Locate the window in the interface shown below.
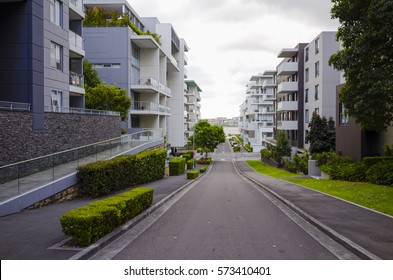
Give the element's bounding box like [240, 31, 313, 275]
[305, 68, 309, 82]
[340, 103, 349, 126]
[315, 84, 319, 100]
[51, 90, 63, 112]
[305, 109, 309, 123]
[315, 37, 320, 54]
[92, 63, 121, 69]
[305, 89, 309, 103]
[315, 108, 319, 115]
[49, 0, 62, 27]
[315, 61, 320, 77]
[305, 47, 309, 62]
[50, 42, 62, 70]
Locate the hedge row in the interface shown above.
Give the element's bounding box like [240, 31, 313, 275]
[197, 157, 212, 165]
[199, 166, 207, 173]
[169, 157, 187, 176]
[60, 188, 153, 247]
[187, 170, 199, 180]
[187, 158, 196, 169]
[77, 149, 166, 197]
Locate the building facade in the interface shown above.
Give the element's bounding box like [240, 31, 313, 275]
[239, 71, 276, 152]
[303, 32, 341, 149]
[185, 80, 202, 138]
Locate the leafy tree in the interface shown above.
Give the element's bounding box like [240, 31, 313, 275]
[272, 130, 292, 165]
[329, 0, 393, 131]
[85, 83, 131, 121]
[83, 59, 101, 89]
[193, 120, 225, 156]
[306, 113, 336, 154]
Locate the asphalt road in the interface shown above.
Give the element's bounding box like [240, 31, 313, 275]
[91, 146, 340, 259]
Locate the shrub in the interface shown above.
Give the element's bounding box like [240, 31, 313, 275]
[187, 158, 196, 169]
[199, 166, 207, 173]
[366, 161, 393, 186]
[260, 149, 271, 159]
[283, 154, 309, 175]
[187, 170, 199, 180]
[77, 150, 166, 197]
[315, 151, 352, 167]
[169, 157, 186, 176]
[197, 157, 212, 165]
[244, 143, 253, 152]
[362, 156, 393, 169]
[60, 188, 153, 246]
[322, 162, 367, 182]
[183, 153, 192, 162]
[233, 146, 241, 152]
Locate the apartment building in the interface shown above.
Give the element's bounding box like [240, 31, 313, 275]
[0, 0, 86, 130]
[303, 32, 341, 149]
[239, 71, 276, 151]
[275, 44, 307, 149]
[83, 0, 190, 147]
[185, 80, 202, 138]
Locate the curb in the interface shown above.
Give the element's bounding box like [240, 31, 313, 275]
[234, 161, 381, 260]
[69, 163, 213, 260]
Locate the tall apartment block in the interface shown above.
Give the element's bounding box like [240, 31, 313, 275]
[303, 32, 341, 149]
[185, 80, 202, 138]
[276, 43, 307, 148]
[239, 71, 276, 151]
[83, 0, 190, 147]
[0, 0, 85, 130]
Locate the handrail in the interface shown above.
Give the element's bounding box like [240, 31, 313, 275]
[0, 101, 31, 111]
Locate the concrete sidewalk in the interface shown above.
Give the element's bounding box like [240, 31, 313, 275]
[235, 161, 393, 260]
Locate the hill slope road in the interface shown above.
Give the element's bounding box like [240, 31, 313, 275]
[108, 161, 338, 260]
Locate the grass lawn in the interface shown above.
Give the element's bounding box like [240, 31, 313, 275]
[246, 160, 393, 217]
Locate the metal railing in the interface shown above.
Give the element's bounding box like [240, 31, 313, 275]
[0, 129, 164, 202]
[69, 71, 84, 87]
[44, 106, 120, 116]
[0, 101, 31, 111]
[69, 31, 84, 51]
[133, 77, 172, 95]
[131, 101, 170, 114]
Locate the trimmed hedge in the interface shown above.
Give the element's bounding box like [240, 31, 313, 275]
[366, 161, 393, 186]
[260, 149, 271, 159]
[187, 170, 199, 179]
[362, 156, 393, 169]
[197, 157, 212, 165]
[60, 188, 153, 247]
[199, 166, 207, 173]
[77, 149, 166, 197]
[233, 146, 241, 152]
[169, 157, 186, 176]
[187, 158, 196, 169]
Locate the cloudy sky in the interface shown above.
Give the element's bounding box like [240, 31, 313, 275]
[131, 0, 340, 119]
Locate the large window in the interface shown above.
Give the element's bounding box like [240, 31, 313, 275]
[305, 68, 309, 82]
[49, 0, 62, 27]
[305, 47, 309, 62]
[314, 84, 319, 100]
[315, 61, 320, 77]
[305, 109, 309, 123]
[50, 42, 62, 70]
[315, 37, 320, 54]
[305, 89, 309, 103]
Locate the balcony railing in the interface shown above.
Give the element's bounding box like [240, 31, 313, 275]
[277, 81, 298, 94]
[131, 101, 170, 114]
[69, 31, 84, 51]
[0, 101, 31, 111]
[44, 106, 120, 116]
[277, 120, 298, 130]
[277, 101, 298, 112]
[69, 0, 83, 11]
[133, 77, 172, 95]
[69, 71, 84, 88]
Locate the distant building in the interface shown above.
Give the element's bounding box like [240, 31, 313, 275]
[185, 80, 202, 137]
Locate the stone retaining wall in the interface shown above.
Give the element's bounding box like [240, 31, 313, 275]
[0, 111, 121, 166]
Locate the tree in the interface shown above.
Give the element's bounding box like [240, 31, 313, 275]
[329, 0, 393, 131]
[272, 130, 292, 165]
[306, 113, 336, 154]
[83, 59, 101, 89]
[193, 120, 225, 156]
[85, 83, 131, 121]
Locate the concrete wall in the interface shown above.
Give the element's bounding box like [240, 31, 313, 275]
[0, 111, 121, 166]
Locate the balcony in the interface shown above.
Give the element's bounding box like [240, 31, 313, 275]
[277, 120, 298, 130]
[69, 0, 84, 19]
[277, 81, 298, 94]
[69, 31, 84, 57]
[69, 72, 85, 94]
[130, 101, 170, 115]
[277, 61, 298, 76]
[277, 101, 298, 112]
[131, 77, 172, 97]
[184, 53, 188, 65]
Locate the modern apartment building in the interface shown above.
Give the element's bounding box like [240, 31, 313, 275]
[185, 80, 202, 138]
[0, 0, 86, 130]
[83, 0, 190, 147]
[275, 43, 307, 149]
[303, 32, 341, 149]
[239, 71, 276, 151]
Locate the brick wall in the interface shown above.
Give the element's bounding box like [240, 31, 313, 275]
[0, 111, 121, 166]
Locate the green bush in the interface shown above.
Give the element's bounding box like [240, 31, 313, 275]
[199, 166, 207, 173]
[187, 170, 199, 179]
[197, 157, 212, 165]
[260, 149, 271, 159]
[187, 158, 196, 169]
[366, 161, 393, 186]
[244, 143, 253, 152]
[183, 153, 193, 162]
[233, 146, 241, 152]
[322, 162, 367, 182]
[362, 156, 393, 169]
[77, 150, 166, 197]
[60, 188, 153, 246]
[169, 157, 186, 176]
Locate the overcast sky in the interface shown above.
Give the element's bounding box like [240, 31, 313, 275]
[131, 0, 340, 119]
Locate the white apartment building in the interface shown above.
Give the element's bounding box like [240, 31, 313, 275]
[83, 0, 190, 147]
[239, 71, 276, 151]
[185, 80, 202, 138]
[303, 31, 341, 149]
